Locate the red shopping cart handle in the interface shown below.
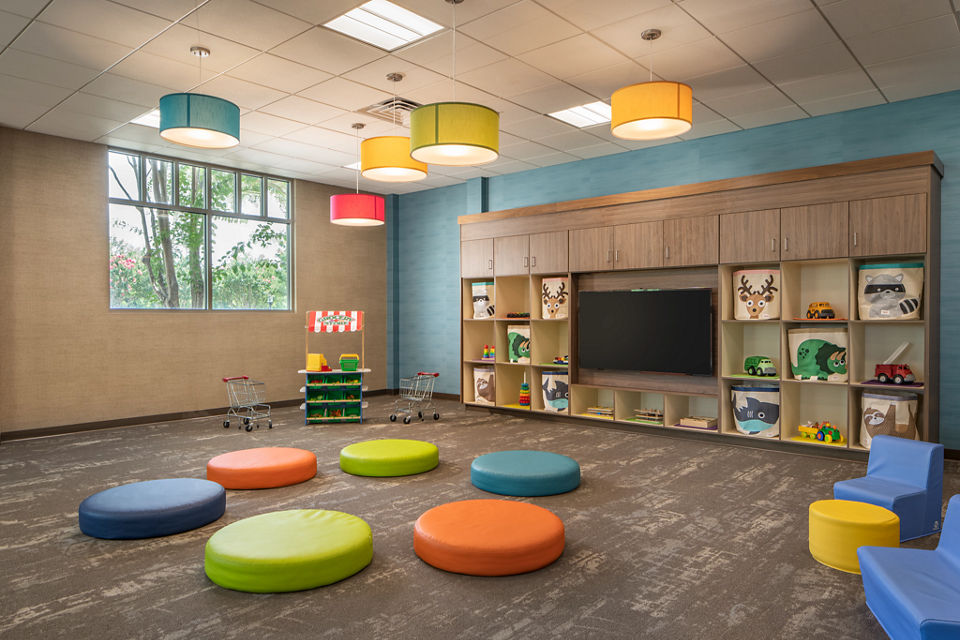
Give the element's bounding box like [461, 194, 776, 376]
[417, 372, 439, 377]
[222, 376, 249, 382]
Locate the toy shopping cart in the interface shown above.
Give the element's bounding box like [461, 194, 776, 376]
[222, 376, 272, 432]
[391, 372, 440, 424]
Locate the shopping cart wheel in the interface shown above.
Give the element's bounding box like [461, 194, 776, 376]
[223, 420, 230, 428]
[268, 420, 273, 429]
[418, 411, 423, 419]
[433, 413, 440, 420]
[389, 414, 397, 422]
[245, 424, 253, 432]
[243, 417, 250, 426]
[403, 416, 412, 424]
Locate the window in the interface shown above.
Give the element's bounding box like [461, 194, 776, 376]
[108, 150, 292, 310]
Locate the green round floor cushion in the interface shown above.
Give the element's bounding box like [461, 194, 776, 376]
[339, 439, 439, 477]
[204, 509, 372, 593]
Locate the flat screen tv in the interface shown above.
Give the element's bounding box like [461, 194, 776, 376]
[578, 289, 713, 375]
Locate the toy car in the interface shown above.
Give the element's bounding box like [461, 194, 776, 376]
[806, 302, 836, 319]
[744, 356, 777, 377]
[798, 421, 845, 444]
[875, 363, 915, 384]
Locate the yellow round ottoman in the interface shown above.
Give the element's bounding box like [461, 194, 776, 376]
[809, 499, 900, 574]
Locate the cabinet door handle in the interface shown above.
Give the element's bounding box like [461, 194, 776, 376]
[771, 237, 776, 252]
[665, 245, 670, 260]
[531, 256, 537, 268]
[783, 237, 789, 253]
[615, 249, 620, 262]
[853, 232, 858, 247]
[487, 259, 493, 270]
[523, 256, 529, 268]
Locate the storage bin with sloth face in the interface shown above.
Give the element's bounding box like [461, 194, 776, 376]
[860, 391, 918, 449]
[473, 367, 495, 405]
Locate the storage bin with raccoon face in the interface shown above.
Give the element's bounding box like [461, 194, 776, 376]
[858, 262, 923, 320]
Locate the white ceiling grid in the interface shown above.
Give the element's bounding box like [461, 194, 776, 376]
[0, 0, 955, 194]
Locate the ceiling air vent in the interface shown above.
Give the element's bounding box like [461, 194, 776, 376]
[359, 96, 422, 126]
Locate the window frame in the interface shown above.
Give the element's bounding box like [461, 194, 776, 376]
[108, 147, 294, 312]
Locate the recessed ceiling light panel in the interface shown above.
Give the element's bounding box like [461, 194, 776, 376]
[132, 109, 161, 128]
[547, 101, 612, 128]
[324, 0, 443, 51]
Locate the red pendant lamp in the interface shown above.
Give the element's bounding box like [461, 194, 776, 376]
[330, 122, 385, 226]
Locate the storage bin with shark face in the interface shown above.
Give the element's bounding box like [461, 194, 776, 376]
[541, 371, 569, 412]
[733, 269, 780, 320]
[788, 327, 848, 382]
[473, 366, 495, 406]
[731, 385, 780, 437]
[860, 391, 918, 449]
[858, 263, 923, 320]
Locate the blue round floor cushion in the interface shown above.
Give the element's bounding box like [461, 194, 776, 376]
[470, 450, 581, 497]
[79, 478, 226, 539]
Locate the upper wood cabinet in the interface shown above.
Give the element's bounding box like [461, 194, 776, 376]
[720, 209, 780, 263]
[461, 238, 493, 278]
[663, 215, 718, 267]
[569, 227, 614, 272]
[614, 221, 662, 270]
[493, 235, 530, 276]
[780, 202, 849, 260]
[529, 230, 568, 274]
[849, 194, 926, 256]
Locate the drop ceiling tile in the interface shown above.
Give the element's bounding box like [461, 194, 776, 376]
[679, 0, 811, 34]
[0, 49, 101, 90]
[240, 111, 305, 136]
[99, 122, 165, 145]
[778, 67, 877, 104]
[634, 37, 743, 83]
[519, 33, 631, 80]
[258, 95, 345, 124]
[753, 41, 858, 85]
[691, 102, 728, 124]
[728, 105, 808, 129]
[227, 53, 332, 94]
[567, 141, 625, 159]
[285, 126, 358, 152]
[141, 24, 260, 73]
[0, 97, 55, 128]
[799, 89, 885, 116]
[251, 137, 326, 161]
[592, 4, 711, 58]
[484, 155, 537, 174]
[527, 151, 579, 167]
[26, 108, 124, 140]
[613, 136, 680, 151]
[457, 59, 555, 98]
[820, 0, 952, 39]
[565, 60, 647, 98]
[319, 111, 399, 138]
[341, 55, 449, 94]
[195, 0, 312, 51]
[0, 11, 30, 48]
[270, 156, 334, 175]
[678, 119, 742, 140]
[194, 76, 287, 110]
[84, 72, 173, 107]
[393, 0, 528, 28]
[108, 0, 198, 20]
[500, 114, 577, 138]
[38, 0, 170, 48]
[298, 77, 391, 112]
[0, 73, 74, 109]
[252, 0, 360, 25]
[432, 166, 499, 179]
[12, 22, 130, 70]
[3, 0, 49, 18]
[458, 1, 581, 56]
[537, 129, 606, 150]
[720, 9, 838, 62]
[271, 26, 385, 74]
[60, 92, 147, 121]
[500, 139, 560, 158]
[224, 146, 292, 167]
[509, 82, 595, 113]
[866, 44, 960, 100]
[688, 65, 772, 102]
[110, 51, 216, 93]
[705, 86, 796, 118]
[536, 0, 670, 31]
[231, 130, 273, 147]
[418, 174, 466, 188]
[844, 14, 960, 66]
[393, 32, 506, 76]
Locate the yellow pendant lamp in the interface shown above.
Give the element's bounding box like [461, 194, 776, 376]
[611, 29, 693, 141]
[408, 0, 499, 166]
[360, 73, 427, 183]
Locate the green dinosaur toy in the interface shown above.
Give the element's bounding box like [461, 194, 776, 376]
[791, 339, 847, 381]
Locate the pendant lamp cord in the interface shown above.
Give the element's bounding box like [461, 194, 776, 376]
[355, 126, 360, 194]
[196, 1, 202, 85]
[451, 0, 456, 100]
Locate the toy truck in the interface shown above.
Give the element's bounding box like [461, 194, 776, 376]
[798, 421, 845, 444]
[806, 301, 836, 319]
[744, 356, 777, 377]
[875, 363, 915, 384]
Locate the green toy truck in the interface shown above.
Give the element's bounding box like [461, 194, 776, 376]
[744, 356, 777, 377]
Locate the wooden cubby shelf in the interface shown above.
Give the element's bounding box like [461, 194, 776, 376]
[460, 152, 940, 454]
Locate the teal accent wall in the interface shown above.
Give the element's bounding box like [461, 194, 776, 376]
[389, 90, 960, 449]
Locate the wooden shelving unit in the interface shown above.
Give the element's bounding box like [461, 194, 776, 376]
[459, 152, 941, 454]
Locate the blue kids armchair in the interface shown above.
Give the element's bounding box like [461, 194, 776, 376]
[858, 494, 960, 640]
[834, 435, 943, 541]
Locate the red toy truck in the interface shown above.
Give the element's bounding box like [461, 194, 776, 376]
[875, 364, 915, 384]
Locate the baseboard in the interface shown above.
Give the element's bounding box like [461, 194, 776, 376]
[2, 389, 398, 442]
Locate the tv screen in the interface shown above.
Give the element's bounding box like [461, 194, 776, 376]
[578, 289, 713, 375]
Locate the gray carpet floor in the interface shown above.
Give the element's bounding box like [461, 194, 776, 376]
[2, 397, 958, 640]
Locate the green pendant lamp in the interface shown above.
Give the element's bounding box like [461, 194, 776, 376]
[409, 0, 498, 166]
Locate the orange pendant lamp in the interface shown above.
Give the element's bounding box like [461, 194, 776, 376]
[331, 123, 385, 226]
[361, 72, 427, 183]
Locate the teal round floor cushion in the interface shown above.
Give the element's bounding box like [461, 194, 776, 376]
[204, 509, 373, 593]
[471, 450, 581, 497]
[339, 439, 439, 477]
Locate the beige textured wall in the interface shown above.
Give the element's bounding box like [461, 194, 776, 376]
[0, 127, 386, 434]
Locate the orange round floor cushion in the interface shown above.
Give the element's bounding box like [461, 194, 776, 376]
[207, 447, 317, 489]
[413, 499, 565, 576]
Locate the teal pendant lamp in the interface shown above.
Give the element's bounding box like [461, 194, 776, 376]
[159, 92, 240, 149]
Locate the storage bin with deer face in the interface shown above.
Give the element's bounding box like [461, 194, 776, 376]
[541, 277, 569, 320]
[733, 269, 780, 320]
